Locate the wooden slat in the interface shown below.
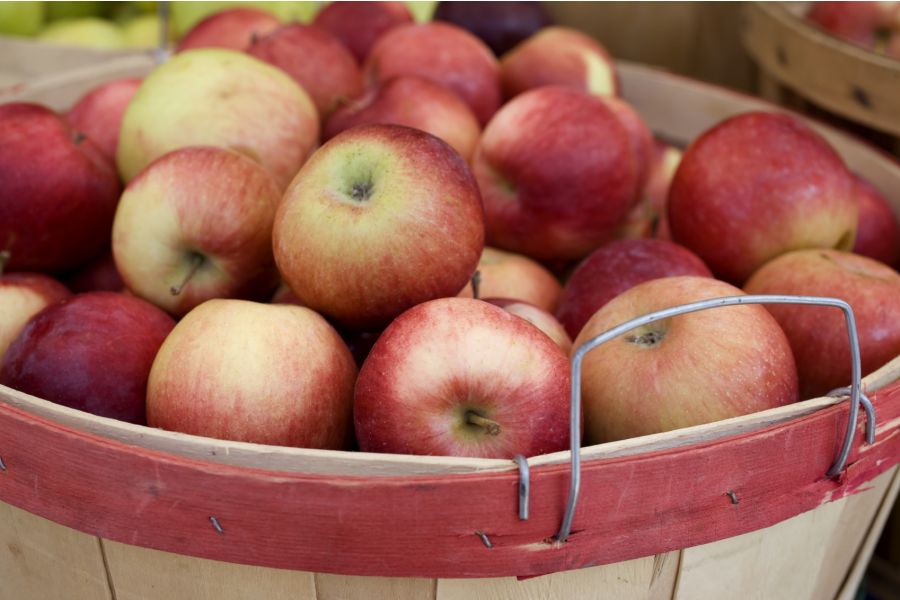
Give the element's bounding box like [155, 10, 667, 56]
[435, 552, 679, 600]
[101, 540, 317, 600]
[314, 573, 435, 600]
[0, 503, 111, 600]
[674, 467, 898, 600]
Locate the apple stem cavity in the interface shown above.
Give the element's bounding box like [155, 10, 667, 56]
[626, 329, 666, 348]
[470, 270, 482, 299]
[465, 411, 501, 436]
[170, 252, 205, 296]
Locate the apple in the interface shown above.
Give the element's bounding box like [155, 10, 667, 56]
[354, 297, 571, 458]
[484, 297, 572, 353]
[455, 246, 562, 312]
[575, 276, 799, 443]
[616, 141, 682, 240]
[64, 251, 124, 293]
[806, 2, 889, 48]
[364, 22, 502, 125]
[170, 2, 321, 40]
[324, 75, 481, 162]
[271, 282, 302, 306]
[312, 1, 413, 63]
[0, 103, 121, 274]
[176, 8, 281, 52]
[432, 1, 551, 55]
[46, 2, 107, 21]
[147, 299, 357, 449]
[117, 49, 319, 190]
[66, 77, 142, 163]
[850, 174, 900, 267]
[668, 112, 858, 284]
[744, 249, 900, 399]
[247, 24, 362, 120]
[121, 14, 163, 48]
[472, 86, 638, 261]
[37, 18, 127, 49]
[273, 124, 484, 330]
[500, 26, 618, 100]
[557, 238, 713, 340]
[0, 292, 175, 424]
[602, 96, 654, 191]
[0, 1, 44, 36]
[112, 146, 282, 317]
[0, 272, 71, 360]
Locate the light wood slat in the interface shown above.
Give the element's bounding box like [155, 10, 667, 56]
[314, 573, 436, 600]
[435, 552, 679, 600]
[0, 502, 112, 600]
[101, 539, 316, 600]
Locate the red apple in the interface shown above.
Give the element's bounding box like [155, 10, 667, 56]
[64, 251, 124, 293]
[575, 276, 799, 443]
[312, 1, 412, 63]
[354, 298, 571, 458]
[0, 272, 71, 360]
[364, 22, 501, 125]
[473, 86, 638, 261]
[668, 112, 857, 284]
[117, 49, 319, 191]
[806, 2, 889, 48]
[850, 174, 900, 267]
[455, 246, 562, 312]
[176, 8, 281, 52]
[500, 26, 618, 100]
[602, 96, 654, 191]
[557, 238, 713, 339]
[433, 0, 552, 56]
[324, 75, 481, 162]
[744, 249, 900, 399]
[1, 292, 175, 424]
[65, 77, 141, 163]
[484, 297, 572, 353]
[616, 141, 682, 240]
[147, 299, 356, 448]
[273, 124, 484, 330]
[0, 103, 121, 273]
[112, 146, 282, 317]
[247, 23, 362, 120]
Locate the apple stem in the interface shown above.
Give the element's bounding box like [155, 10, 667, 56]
[170, 253, 204, 296]
[0, 250, 9, 276]
[470, 270, 482, 300]
[466, 411, 501, 436]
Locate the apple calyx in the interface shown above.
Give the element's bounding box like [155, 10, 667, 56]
[465, 411, 501, 436]
[170, 252, 205, 296]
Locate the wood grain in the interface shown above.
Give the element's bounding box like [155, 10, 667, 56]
[315, 573, 435, 600]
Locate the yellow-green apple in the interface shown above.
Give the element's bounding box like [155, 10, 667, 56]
[247, 23, 362, 120]
[354, 297, 571, 458]
[484, 297, 571, 353]
[176, 7, 280, 52]
[65, 251, 124, 293]
[364, 22, 501, 125]
[0, 103, 121, 273]
[668, 112, 857, 284]
[0, 1, 44, 36]
[0, 273, 70, 360]
[273, 124, 484, 330]
[473, 86, 639, 261]
[616, 141, 682, 240]
[557, 239, 713, 339]
[147, 299, 357, 448]
[324, 75, 481, 162]
[0, 292, 175, 424]
[112, 146, 282, 317]
[117, 49, 319, 190]
[66, 77, 141, 163]
[313, 1, 412, 62]
[744, 249, 900, 399]
[37, 17, 127, 48]
[575, 276, 799, 443]
[433, 0, 551, 55]
[45, 2, 107, 20]
[121, 14, 160, 47]
[500, 26, 618, 100]
[455, 246, 562, 312]
[850, 174, 899, 266]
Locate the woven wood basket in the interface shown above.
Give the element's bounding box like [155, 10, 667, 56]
[1, 55, 899, 600]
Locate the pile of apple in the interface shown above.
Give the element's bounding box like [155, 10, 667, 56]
[2, 2, 899, 460]
[806, 1, 900, 59]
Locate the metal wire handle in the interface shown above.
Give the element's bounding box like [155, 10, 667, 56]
[556, 294, 875, 543]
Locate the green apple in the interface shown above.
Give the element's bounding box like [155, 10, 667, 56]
[0, 1, 45, 36]
[46, 1, 107, 21]
[171, 1, 321, 38]
[121, 14, 160, 47]
[38, 18, 127, 49]
[406, 1, 437, 22]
